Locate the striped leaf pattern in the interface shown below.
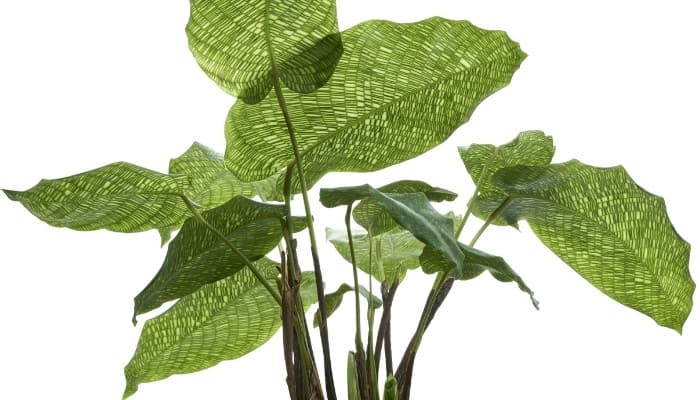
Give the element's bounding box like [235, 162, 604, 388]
[492, 160, 694, 332]
[133, 196, 305, 319]
[459, 130, 554, 224]
[186, 0, 342, 103]
[3, 162, 190, 232]
[224, 17, 526, 190]
[124, 260, 318, 399]
[312, 283, 381, 327]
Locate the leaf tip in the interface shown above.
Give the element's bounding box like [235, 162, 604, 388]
[2, 189, 20, 201]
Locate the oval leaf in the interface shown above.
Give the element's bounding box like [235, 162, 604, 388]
[133, 196, 305, 319]
[123, 259, 317, 398]
[327, 227, 424, 283]
[187, 0, 342, 103]
[459, 130, 554, 224]
[492, 160, 694, 332]
[321, 184, 465, 275]
[313, 283, 382, 327]
[353, 180, 457, 236]
[170, 142, 282, 206]
[224, 17, 526, 189]
[3, 162, 190, 232]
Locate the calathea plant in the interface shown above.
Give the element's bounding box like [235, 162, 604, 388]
[1, 0, 694, 399]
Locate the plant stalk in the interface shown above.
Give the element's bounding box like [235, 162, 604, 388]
[181, 195, 281, 305]
[273, 77, 336, 400]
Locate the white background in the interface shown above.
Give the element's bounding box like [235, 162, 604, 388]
[1, 1, 698, 399]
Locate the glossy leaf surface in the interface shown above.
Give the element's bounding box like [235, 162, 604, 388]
[133, 196, 304, 319]
[459, 130, 554, 224]
[420, 243, 538, 308]
[493, 160, 693, 331]
[321, 184, 464, 275]
[353, 180, 456, 236]
[187, 0, 341, 103]
[124, 259, 317, 398]
[225, 17, 526, 190]
[327, 227, 423, 283]
[3, 162, 190, 232]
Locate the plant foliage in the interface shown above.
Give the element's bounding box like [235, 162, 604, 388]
[2, 1, 694, 399]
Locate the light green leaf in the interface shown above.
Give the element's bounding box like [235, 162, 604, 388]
[347, 352, 361, 400]
[383, 375, 398, 400]
[224, 17, 526, 190]
[3, 162, 190, 232]
[123, 259, 317, 399]
[186, 0, 342, 103]
[492, 160, 693, 332]
[420, 243, 538, 308]
[170, 142, 282, 206]
[313, 283, 382, 327]
[133, 196, 305, 319]
[459, 130, 554, 224]
[327, 227, 424, 283]
[321, 185, 463, 273]
[353, 180, 457, 236]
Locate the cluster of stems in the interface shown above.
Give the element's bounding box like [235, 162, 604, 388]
[183, 73, 504, 399]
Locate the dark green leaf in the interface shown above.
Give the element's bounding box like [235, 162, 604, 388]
[186, 0, 342, 103]
[3, 162, 190, 232]
[327, 227, 423, 283]
[133, 196, 305, 319]
[321, 184, 464, 275]
[420, 243, 538, 308]
[459, 130, 554, 224]
[123, 259, 317, 398]
[313, 283, 381, 327]
[170, 142, 282, 206]
[493, 160, 693, 332]
[353, 180, 457, 235]
[225, 17, 526, 190]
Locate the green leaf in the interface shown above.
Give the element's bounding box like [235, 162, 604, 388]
[186, 0, 342, 103]
[327, 227, 424, 283]
[224, 17, 526, 190]
[353, 180, 457, 236]
[492, 160, 693, 332]
[347, 352, 361, 400]
[321, 184, 463, 275]
[170, 142, 282, 206]
[133, 196, 305, 319]
[3, 162, 190, 232]
[420, 243, 538, 308]
[459, 130, 554, 224]
[123, 259, 317, 399]
[313, 283, 382, 327]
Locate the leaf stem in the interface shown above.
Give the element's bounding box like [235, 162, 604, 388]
[272, 76, 337, 400]
[181, 195, 281, 305]
[345, 205, 365, 352]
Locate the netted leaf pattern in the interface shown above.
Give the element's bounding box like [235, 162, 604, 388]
[170, 142, 282, 207]
[327, 227, 424, 283]
[186, 0, 342, 103]
[124, 260, 318, 398]
[224, 17, 526, 190]
[3, 162, 190, 232]
[493, 160, 694, 332]
[133, 196, 305, 319]
[459, 130, 554, 224]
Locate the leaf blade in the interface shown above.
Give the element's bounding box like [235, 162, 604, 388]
[3, 162, 190, 232]
[493, 160, 693, 331]
[225, 17, 526, 188]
